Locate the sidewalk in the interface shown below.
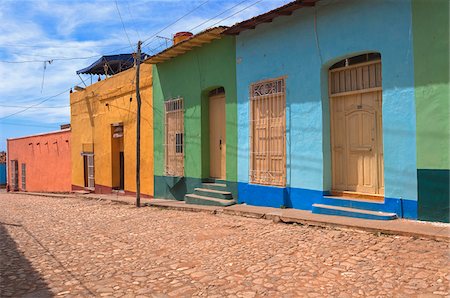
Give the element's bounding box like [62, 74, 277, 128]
[16, 191, 450, 241]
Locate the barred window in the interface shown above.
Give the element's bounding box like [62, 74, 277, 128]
[164, 98, 184, 176]
[250, 78, 286, 186]
[21, 163, 26, 191]
[10, 160, 18, 191]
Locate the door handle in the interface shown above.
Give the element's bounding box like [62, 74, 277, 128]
[219, 139, 222, 150]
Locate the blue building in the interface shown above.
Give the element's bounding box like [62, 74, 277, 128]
[225, 0, 449, 221]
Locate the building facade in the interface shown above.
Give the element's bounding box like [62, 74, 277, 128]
[70, 63, 154, 197]
[7, 129, 71, 192]
[412, 0, 449, 222]
[225, 0, 449, 221]
[149, 28, 238, 205]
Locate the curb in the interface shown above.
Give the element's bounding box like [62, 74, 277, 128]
[9, 192, 449, 241]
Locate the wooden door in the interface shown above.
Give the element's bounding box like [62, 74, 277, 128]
[209, 93, 226, 179]
[331, 91, 383, 195]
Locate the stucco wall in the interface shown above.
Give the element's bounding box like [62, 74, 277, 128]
[7, 130, 71, 192]
[412, 0, 450, 222]
[235, 0, 417, 217]
[152, 36, 237, 200]
[70, 64, 153, 196]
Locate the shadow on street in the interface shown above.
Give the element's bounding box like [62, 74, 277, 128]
[0, 222, 53, 297]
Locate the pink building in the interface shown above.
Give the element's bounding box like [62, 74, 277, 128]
[7, 128, 71, 192]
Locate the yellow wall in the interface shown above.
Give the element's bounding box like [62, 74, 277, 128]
[70, 64, 153, 196]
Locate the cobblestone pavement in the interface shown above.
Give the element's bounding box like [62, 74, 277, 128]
[0, 194, 449, 297]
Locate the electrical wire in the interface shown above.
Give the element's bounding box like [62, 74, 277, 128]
[115, 0, 134, 51]
[207, 0, 263, 28]
[141, 0, 210, 48]
[0, 121, 57, 128]
[0, 83, 81, 120]
[0, 104, 69, 108]
[187, 0, 249, 33]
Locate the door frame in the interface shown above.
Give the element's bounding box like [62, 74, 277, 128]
[208, 88, 226, 180]
[328, 57, 384, 199]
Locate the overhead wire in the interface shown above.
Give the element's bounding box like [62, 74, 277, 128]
[0, 0, 270, 121]
[187, 0, 249, 33]
[115, 0, 135, 51]
[0, 83, 81, 120]
[141, 0, 210, 48]
[125, 0, 142, 40]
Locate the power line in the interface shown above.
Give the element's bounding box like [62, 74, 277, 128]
[0, 104, 69, 108]
[141, 0, 210, 48]
[125, 0, 142, 40]
[115, 0, 134, 51]
[187, 0, 249, 33]
[0, 84, 80, 120]
[207, 0, 264, 28]
[0, 121, 57, 128]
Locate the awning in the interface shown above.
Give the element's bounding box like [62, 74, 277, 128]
[76, 53, 147, 75]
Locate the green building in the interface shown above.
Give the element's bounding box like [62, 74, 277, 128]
[413, 0, 449, 222]
[147, 27, 238, 205]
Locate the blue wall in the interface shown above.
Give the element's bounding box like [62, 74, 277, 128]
[235, 0, 417, 218]
[0, 163, 6, 185]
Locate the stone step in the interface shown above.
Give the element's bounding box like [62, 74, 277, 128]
[185, 194, 236, 207]
[201, 183, 228, 191]
[194, 188, 233, 200]
[321, 195, 386, 212]
[312, 203, 397, 220]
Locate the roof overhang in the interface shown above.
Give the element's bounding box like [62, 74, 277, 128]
[224, 0, 318, 35]
[145, 26, 228, 64]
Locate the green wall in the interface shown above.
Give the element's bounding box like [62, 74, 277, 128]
[153, 36, 237, 199]
[412, 0, 450, 222]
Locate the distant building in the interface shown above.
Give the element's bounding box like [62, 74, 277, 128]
[7, 129, 71, 192]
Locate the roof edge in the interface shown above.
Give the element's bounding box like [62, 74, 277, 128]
[7, 128, 71, 142]
[224, 0, 318, 35]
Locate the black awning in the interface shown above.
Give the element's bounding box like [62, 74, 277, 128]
[76, 53, 147, 75]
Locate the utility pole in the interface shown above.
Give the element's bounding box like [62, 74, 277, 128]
[135, 40, 142, 208]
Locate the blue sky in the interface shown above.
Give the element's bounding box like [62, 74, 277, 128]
[0, 0, 291, 151]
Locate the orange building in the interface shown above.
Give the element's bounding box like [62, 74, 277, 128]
[7, 128, 71, 192]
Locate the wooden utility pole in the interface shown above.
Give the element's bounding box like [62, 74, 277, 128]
[135, 40, 142, 207]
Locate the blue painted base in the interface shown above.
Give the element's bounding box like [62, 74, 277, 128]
[237, 182, 417, 219]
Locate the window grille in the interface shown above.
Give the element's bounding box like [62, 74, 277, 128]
[21, 163, 26, 191]
[330, 60, 381, 96]
[250, 78, 286, 186]
[86, 155, 95, 188]
[164, 98, 184, 176]
[10, 160, 18, 191]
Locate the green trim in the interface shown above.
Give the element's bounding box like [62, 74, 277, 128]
[417, 169, 449, 223]
[412, 0, 450, 169]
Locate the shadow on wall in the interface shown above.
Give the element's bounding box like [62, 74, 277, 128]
[0, 222, 52, 297]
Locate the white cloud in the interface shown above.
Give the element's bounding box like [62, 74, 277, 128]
[0, 0, 292, 126]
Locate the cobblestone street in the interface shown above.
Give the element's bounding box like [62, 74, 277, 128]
[0, 193, 449, 297]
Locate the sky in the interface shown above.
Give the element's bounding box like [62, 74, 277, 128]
[0, 0, 292, 151]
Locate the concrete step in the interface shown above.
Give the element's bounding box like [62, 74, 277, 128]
[185, 194, 236, 207]
[312, 203, 397, 220]
[201, 183, 228, 192]
[321, 196, 387, 212]
[194, 188, 233, 200]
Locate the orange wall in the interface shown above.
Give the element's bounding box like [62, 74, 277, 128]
[7, 130, 71, 192]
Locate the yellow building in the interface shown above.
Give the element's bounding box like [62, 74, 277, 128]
[70, 59, 153, 197]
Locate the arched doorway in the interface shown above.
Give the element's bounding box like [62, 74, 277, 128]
[329, 53, 384, 198]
